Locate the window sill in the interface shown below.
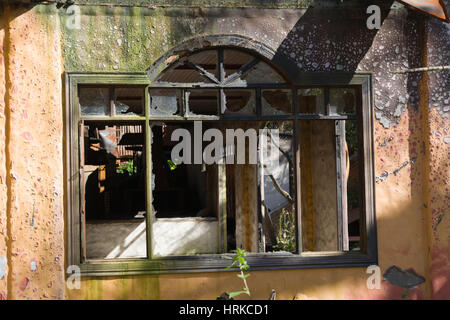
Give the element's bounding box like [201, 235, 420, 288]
[76, 251, 377, 277]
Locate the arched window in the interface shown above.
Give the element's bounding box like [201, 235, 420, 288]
[148, 47, 293, 118]
[147, 47, 298, 256]
[67, 39, 377, 274]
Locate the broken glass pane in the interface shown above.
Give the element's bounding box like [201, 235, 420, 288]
[261, 89, 292, 115]
[79, 87, 109, 116]
[223, 49, 255, 77]
[150, 122, 221, 256]
[186, 89, 219, 116]
[344, 120, 361, 251]
[150, 89, 182, 117]
[298, 119, 339, 252]
[157, 49, 218, 83]
[258, 121, 296, 253]
[242, 61, 285, 84]
[298, 119, 362, 252]
[188, 49, 219, 81]
[83, 121, 147, 259]
[223, 89, 256, 116]
[298, 88, 325, 114]
[329, 88, 357, 115]
[115, 87, 144, 116]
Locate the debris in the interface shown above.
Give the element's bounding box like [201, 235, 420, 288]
[217, 292, 233, 300]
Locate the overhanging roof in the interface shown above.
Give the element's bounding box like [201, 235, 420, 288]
[396, 0, 449, 21]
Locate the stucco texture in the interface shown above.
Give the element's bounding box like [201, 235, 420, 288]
[0, 5, 65, 299]
[0, 1, 448, 299]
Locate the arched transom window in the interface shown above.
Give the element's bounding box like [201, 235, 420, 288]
[149, 48, 293, 118]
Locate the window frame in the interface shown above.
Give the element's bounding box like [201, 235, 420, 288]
[65, 71, 377, 276]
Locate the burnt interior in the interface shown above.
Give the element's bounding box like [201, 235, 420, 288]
[83, 121, 146, 220]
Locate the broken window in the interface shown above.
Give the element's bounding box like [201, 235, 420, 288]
[223, 89, 256, 116]
[79, 87, 110, 116]
[258, 121, 296, 253]
[223, 49, 255, 77]
[79, 85, 145, 117]
[299, 119, 362, 252]
[329, 88, 357, 115]
[186, 89, 219, 116]
[114, 87, 144, 116]
[81, 121, 147, 260]
[149, 88, 182, 117]
[261, 89, 293, 115]
[150, 122, 224, 256]
[298, 88, 325, 114]
[69, 49, 375, 272]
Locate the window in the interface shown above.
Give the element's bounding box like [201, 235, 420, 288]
[66, 48, 376, 275]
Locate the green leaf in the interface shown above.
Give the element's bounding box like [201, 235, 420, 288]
[228, 290, 249, 299]
[401, 289, 409, 299]
[224, 264, 236, 271]
[167, 159, 177, 170]
[237, 274, 250, 279]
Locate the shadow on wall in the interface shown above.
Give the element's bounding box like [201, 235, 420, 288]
[155, 3, 440, 300]
[148, 195, 433, 300]
[271, 1, 394, 79]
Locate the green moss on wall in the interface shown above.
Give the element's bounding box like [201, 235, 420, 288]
[79, 275, 160, 300]
[56, 5, 214, 72]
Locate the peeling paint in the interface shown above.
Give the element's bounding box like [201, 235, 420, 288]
[0, 257, 6, 280]
[30, 260, 37, 271]
[383, 266, 426, 289]
[376, 157, 417, 182]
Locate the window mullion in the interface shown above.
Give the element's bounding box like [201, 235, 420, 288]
[109, 87, 115, 117]
[293, 89, 303, 253]
[324, 87, 330, 116]
[335, 120, 349, 251]
[218, 48, 225, 83]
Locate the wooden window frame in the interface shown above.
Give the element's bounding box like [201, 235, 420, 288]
[65, 71, 377, 276]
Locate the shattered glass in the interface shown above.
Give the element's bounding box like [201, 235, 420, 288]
[150, 89, 181, 117]
[79, 87, 109, 116]
[261, 89, 292, 115]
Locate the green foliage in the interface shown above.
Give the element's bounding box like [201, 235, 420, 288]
[345, 120, 359, 155]
[224, 248, 251, 299]
[116, 160, 136, 176]
[167, 159, 177, 171]
[401, 289, 412, 300]
[273, 208, 296, 252]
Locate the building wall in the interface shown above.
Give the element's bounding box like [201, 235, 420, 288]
[0, 4, 65, 300]
[0, 1, 448, 299]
